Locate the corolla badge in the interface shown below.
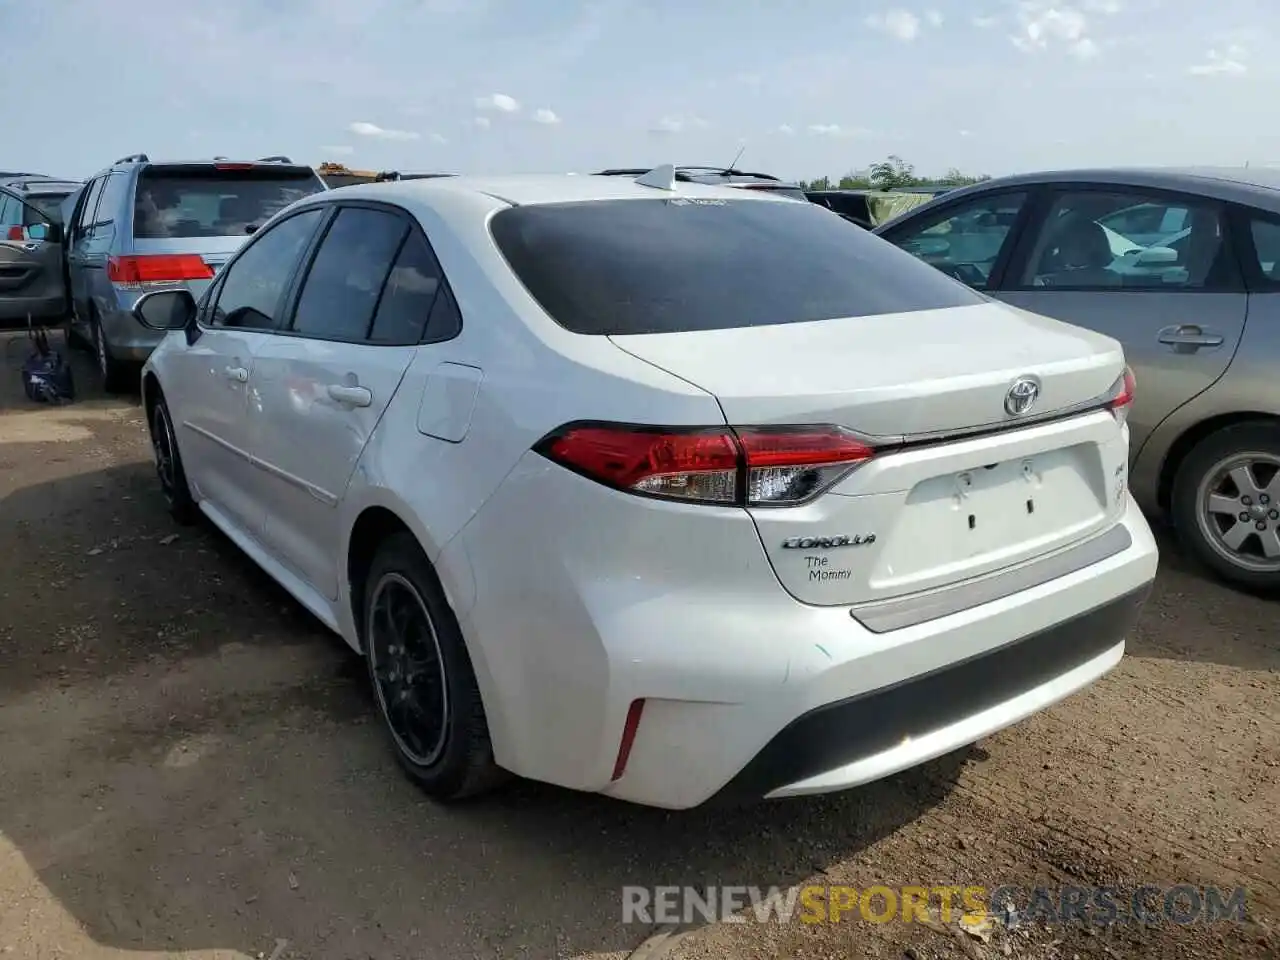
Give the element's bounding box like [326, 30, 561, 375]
[1004, 377, 1040, 416]
[781, 534, 876, 549]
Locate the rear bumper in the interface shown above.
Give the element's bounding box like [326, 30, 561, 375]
[452, 452, 1160, 810]
[99, 302, 164, 360]
[710, 583, 1146, 804]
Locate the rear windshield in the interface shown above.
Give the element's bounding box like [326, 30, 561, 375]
[133, 166, 325, 239]
[24, 192, 73, 223]
[489, 198, 985, 335]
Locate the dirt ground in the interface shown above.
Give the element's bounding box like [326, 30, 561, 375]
[0, 331, 1275, 960]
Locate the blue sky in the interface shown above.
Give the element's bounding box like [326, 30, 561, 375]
[2, 0, 1275, 182]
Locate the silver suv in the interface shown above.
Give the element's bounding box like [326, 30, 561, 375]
[63, 154, 327, 390]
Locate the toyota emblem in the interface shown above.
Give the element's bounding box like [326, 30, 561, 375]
[1004, 377, 1040, 416]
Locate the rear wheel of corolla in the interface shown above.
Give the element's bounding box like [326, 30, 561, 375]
[149, 393, 196, 525]
[1171, 421, 1280, 592]
[363, 532, 505, 800]
[92, 313, 129, 394]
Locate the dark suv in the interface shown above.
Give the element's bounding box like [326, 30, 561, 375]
[594, 166, 808, 201]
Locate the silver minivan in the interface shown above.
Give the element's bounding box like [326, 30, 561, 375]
[62, 155, 327, 390]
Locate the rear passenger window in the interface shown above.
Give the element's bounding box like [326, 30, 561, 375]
[93, 174, 126, 227]
[210, 208, 324, 330]
[1249, 218, 1280, 282]
[292, 207, 408, 341]
[76, 177, 105, 237]
[369, 231, 450, 344]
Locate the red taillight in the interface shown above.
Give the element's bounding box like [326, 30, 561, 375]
[611, 699, 646, 781]
[108, 254, 214, 286]
[535, 422, 877, 506]
[5, 226, 23, 241]
[738, 426, 876, 504]
[213, 162, 255, 171]
[1106, 366, 1136, 424]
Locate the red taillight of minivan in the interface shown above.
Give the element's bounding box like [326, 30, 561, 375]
[108, 254, 214, 287]
[535, 422, 878, 507]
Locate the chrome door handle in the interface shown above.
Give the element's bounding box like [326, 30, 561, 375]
[223, 365, 249, 382]
[1157, 325, 1223, 349]
[327, 384, 372, 407]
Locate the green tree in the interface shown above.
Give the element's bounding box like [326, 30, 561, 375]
[838, 170, 872, 189]
[868, 155, 918, 190]
[934, 167, 991, 186]
[803, 157, 990, 191]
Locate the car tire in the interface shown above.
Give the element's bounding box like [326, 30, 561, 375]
[363, 532, 506, 801]
[92, 313, 129, 394]
[1171, 421, 1280, 592]
[149, 393, 197, 525]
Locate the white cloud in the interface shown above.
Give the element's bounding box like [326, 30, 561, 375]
[1083, 0, 1122, 12]
[348, 121, 420, 141]
[778, 123, 796, 135]
[649, 115, 707, 134]
[865, 9, 920, 41]
[473, 116, 491, 129]
[1189, 45, 1248, 75]
[972, 14, 1000, 28]
[958, 129, 973, 137]
[807, 123, 870, 138]
[925, 9, 944, 27]
[475, 92, 520, 113]
[320, 144, 354, 155]
[1070, 37, 1100, 59]
[532, 107, 562, 125]
[1010, 3, 1096, 55]
[429, 132, 448, 144]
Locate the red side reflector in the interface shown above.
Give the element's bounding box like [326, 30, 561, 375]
[108, 254, 214, 284]
[610, 699, 646, 781]
[5, 226, 23, 241]
[213, 163, 255, 171]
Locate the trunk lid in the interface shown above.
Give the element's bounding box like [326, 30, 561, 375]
[609, 301, 1122, 437]
[610, 301, 1131, 608]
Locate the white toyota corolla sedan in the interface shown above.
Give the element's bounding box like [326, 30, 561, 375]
[135, 167, 1159, 810]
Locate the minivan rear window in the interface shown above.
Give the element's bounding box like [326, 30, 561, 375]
[133, 166, 325, 239]
[489, 198, 985, 335]
[23, 192, 73, 224]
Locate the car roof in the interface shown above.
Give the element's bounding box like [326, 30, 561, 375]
[313, 172, 798, 208]
[93, 158, 320, 177]
[10, 179, 79, 192]
[919, 165, 1280, 215]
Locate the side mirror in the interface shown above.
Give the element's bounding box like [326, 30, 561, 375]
[1135, 245, 1178, 265]
[133, 289, 198, 331]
